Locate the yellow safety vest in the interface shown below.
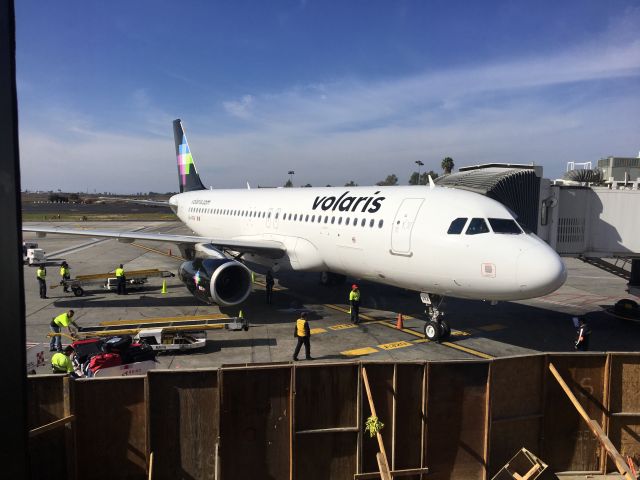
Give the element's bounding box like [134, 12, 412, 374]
[60, 266, 69, 277]
[296, 319, 308, 337]
[115, 267, 124, 277]
[349, 290, 360, 302]
[53, 312, 72, 328]
[37, 268, 46, 279]
[51, 353, 73, 373]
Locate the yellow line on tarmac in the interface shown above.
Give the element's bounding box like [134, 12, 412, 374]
[440, 342, 494, 359]
[310, 328, 327, 335]
[341, 347, 378, 357]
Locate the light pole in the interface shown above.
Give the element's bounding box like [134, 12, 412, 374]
[415, 160, 424, 184]
[288, 170, 295, 186]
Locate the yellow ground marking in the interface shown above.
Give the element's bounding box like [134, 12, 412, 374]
[440, 342, 494, 359]
[476, 324, 506, 332]
[329, 324, 357, 331]
[413, 339, 429, 344]
[378, 340, 413, 350]
[131, 243, 183, 260]
[341, 347, 378, 356]
[100, 314, 229, 326]
[450, 330, 471, 336]
[310, 328, 327, 335]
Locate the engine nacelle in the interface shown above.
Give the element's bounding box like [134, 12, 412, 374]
[178, 258, 252, 306]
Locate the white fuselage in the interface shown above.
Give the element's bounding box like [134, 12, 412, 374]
[171, 185, 566, 301]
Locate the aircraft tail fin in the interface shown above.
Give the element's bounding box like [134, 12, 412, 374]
[173, 119, 206, 193]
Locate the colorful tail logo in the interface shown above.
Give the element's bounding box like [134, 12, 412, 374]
[173, 119, 205, 193]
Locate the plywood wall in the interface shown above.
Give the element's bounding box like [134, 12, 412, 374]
[26, 353, 640, 479]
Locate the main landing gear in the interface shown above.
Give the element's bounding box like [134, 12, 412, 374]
[420, 293, 451, 342]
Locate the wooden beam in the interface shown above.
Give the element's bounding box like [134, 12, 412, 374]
[548, 362, 635, 480]
[362, 367, 391, 480]
[354, 466, 430, 479]
[296, 427, 359, 434]
[29, 415, 75, 438]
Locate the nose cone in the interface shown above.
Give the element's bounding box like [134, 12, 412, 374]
[517, 246, 567, 298]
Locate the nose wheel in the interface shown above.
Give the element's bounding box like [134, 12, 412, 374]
[420, 293, 451, 342]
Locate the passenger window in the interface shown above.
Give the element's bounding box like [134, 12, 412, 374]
[318, 216, 322, 223]
[489, 218, 522, 234]
[346, 218, 350, 226]
[447, 218, 467, 234]
[324, 216, 328, 223]
[331, 217, 335, 224]
[361, 218, 366, 227]
[466, 218, 490, 235]
[353, 218, 357, 226]
[305, 215, 309, 222]
[311, 215, 315, 222]
[378, 219, 384, 228]
[338, 217, 343, 225]
[369, 219, 374, 227]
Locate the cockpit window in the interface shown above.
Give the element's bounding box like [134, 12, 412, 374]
[447, 217, 467, 234]
[488, 218, 522, 234]
[465, 218, 490, 235]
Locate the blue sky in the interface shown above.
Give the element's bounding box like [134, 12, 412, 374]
[16, 1, 640, 193]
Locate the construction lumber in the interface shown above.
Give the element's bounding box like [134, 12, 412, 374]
[548, 362, 634, 480]
[354, 466, 430, 479]
[362, 366, 391, 478]
[29, 414, 74, 438]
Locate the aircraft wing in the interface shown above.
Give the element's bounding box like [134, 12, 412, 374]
[23, 226, 286, 259]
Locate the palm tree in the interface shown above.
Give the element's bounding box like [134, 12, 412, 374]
[441, 157, 454, 174]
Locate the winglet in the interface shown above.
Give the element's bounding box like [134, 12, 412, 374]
[428, 175, 436, 190]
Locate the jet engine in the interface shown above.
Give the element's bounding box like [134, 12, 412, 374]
[178, 257, 252, 306]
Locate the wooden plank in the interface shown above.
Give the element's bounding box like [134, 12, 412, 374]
[376, 452, 392, 480]
[354, 467, 430, 479]
[362, 366, 392, 478]
[488, 356, 544, 477]
[29, 415, 74, 438]
[27, 376, 69, 479]
[543, 355, 607, 472]
[147, 370, 219, 480]
[362, 365, 393, 475]
[72, 377, 147, 479]
[548, 362, 634, 480]
[393, 364, 424, 480]
[296, 427, 359, 434]
[426, 361, 489, 480]
[220, 367, 291, 480]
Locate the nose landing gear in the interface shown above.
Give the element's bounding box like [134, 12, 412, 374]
[420, 293, 451, 342]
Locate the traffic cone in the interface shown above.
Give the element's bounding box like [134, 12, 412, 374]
[161, 279, 167, 294]
[396, 313, 404, 329]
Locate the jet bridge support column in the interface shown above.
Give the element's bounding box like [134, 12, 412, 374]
[628, 259, 640, 297]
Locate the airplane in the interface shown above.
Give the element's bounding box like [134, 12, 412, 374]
[23, 119, 567, 341]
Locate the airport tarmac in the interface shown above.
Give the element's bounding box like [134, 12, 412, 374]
[23, 221, 640, 374]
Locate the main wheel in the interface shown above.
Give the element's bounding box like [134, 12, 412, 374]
[424, 321, 440, 341]
[439, 320, 451, 340]
[72, 287, 84, 297]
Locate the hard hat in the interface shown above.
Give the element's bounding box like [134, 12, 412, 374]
[352, 284, 358, 289]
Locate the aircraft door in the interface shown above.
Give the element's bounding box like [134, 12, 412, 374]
[391, 198, 424, 255]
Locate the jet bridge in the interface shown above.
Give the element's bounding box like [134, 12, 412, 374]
[436, 164, 640, 297]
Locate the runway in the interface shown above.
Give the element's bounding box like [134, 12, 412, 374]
[23, 221, 640, 373]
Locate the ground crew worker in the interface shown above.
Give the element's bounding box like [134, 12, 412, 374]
[115, 264, 126, 295]
[574, 318, 591, 351]
[59, 261, 70, 293]
[51, 346, 75, 375]
[36, 264, 47, 299]
[293, 312, 313, 361]
[349, 284, 361, 324]
[49, 309, 78, 352]
[265, 270, 274, 304]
